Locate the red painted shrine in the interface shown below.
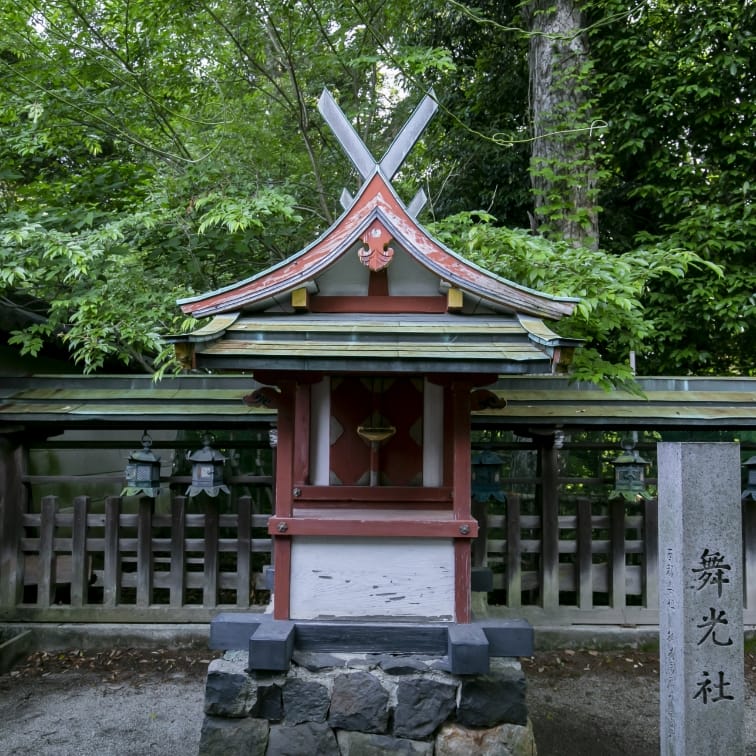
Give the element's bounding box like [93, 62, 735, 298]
[170, 90, 578, 639]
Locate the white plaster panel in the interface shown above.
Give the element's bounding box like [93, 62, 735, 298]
[423, 379, 443, 486]
[309, 377, 331, 485]
[315, 244, 369, 294]
[289, 537, 454, 620]
[387, 247, 440, 295]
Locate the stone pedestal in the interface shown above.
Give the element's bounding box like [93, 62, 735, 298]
[199, 650, 535, 756]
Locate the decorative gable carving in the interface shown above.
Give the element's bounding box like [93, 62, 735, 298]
[359, 220, 394, 272]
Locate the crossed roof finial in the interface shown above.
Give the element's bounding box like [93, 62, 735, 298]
[318, 88, 438, 217]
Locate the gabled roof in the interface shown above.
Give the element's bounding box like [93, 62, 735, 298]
[170, 89, 582, 375]
[178, 170, 578, 321]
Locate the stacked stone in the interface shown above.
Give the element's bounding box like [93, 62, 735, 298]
[199, 650, 535, 756]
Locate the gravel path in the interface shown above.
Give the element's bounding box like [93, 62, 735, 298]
[1, 647, 755, 755]
[0, 649, 209, 756]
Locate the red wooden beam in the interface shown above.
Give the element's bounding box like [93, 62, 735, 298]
[267, 516, 478, 539]
[294, 485, 453, 503]
[293, 383, 311, 487]
[292, 501, 452, 512]
[309, 295, 447, 314]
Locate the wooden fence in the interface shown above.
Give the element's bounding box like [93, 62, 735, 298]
[4, 490, 756, 625]
[1, 495, 272, 622]
[485, 495, 661, 624]
[3, 430, 756, 625]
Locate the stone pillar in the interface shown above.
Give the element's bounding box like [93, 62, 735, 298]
[658, 442, 744, 756]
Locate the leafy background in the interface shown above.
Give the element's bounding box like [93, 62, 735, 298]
[0, 0, 752, 382]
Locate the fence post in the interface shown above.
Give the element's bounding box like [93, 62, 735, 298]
[70, 496, 89, 607]
[0, 436, 24, 608]
[136, 497, 153, 607]
[609, 498, 627, 609]
[204, 504, 219, 608]
[471, 498, 489, 569]
[170, 496, 186, 608]
[539, 445, 560, 609]
[38, 496, 58, 607]
[237, 496, 252, 607]
[643, 497, 659, 610]
[103, 496, 122, 607]
[506, 493, 522, 608]
[576, 497, 593, 610]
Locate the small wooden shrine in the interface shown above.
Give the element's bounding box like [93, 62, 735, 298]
[169, 90, 579, 670]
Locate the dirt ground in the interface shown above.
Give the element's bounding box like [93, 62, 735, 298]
[2, 646, 756, 755]
[524, 648, 756, 755]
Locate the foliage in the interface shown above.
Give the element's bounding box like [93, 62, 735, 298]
[0, 0, 421, 372]
[430, 211, 720, 389]
[586, 0, 756, 375]
[403, 0, 533, 226]
[0, 0, 751, 384]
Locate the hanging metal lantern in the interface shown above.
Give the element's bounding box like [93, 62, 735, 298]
[122, 432, 161, 498]
[742, 456, 756, 501]
[609, 439, 652, 502]
[471, 449, 507, 504]
[186, 433, 230, 497]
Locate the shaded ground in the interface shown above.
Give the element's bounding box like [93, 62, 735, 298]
[524, 649, 756, 755]
[2, 646, 756, 754]
[524, 649, 662, 755]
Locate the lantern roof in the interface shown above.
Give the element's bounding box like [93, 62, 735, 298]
[168, 90, 581, 375]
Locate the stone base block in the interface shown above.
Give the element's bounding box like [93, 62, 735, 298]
[448, 623, 489, 674]
[436, 721, 537, 756]
[209, 612, 534, 672]
[199, 715, 268, 756]
[249, 619, 294, 671]
[198, 650, 533, 756]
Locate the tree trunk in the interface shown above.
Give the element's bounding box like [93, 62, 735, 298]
[524, 0, 599, 249]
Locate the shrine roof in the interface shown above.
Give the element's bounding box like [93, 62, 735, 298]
[176, 171, 577, 322]
[170, 89, 580, 376]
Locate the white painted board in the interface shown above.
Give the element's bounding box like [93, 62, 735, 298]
[289, 536, 454, 620]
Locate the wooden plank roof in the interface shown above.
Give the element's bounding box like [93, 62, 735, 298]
[477, 376, 756, 430]
[1, 375, 754, 432]
[0, 375, 273, 430]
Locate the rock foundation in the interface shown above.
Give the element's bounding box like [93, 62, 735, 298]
[199, 650, 535, 756]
